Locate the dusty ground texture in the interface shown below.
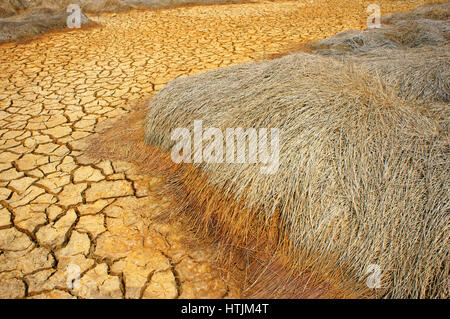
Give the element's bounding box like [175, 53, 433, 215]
[0, 0, 446, 299]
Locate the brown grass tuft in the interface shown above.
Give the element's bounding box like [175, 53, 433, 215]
[142, 52, 449, 298]
[86, 99, 368, 298]
[382, 2, 450, 24]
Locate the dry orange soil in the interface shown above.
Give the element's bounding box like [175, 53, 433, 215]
[0, 0, 440, 299]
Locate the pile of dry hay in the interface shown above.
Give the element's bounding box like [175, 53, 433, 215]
[141, 4, 449, 298]
[382, 2, 450, 23]
[307, 3, 449, 104]
[343, 45, 449, 103]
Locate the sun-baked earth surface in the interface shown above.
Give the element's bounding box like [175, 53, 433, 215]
[0, 0, 445, 299]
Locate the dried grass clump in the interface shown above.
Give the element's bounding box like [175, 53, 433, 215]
[311, 19, 449, 55]
[88, 98, 368, 299]
[143, 52, 449, 298]
[382, 2, 450, 24]
[340, 44, 450, 102]
[0, 3, 17, 18]
[306, 4, 449, 104]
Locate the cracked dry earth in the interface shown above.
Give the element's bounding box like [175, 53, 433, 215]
[0, 0, 436, 299]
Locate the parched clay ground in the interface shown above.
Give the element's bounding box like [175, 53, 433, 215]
[0, 0, 440, 299]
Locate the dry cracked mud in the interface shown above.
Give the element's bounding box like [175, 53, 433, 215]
[0, 0, 440, 299]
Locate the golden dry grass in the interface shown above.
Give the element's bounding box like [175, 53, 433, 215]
[345, 45, 449, 102]
[142, 52, 449, 298]
[382, 2, 450, 23]
[87, 99, 371, 298]
[269, 3, 450, 59]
